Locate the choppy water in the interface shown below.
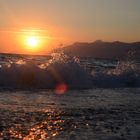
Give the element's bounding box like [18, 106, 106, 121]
[0, 89, 140, 140]
[0, 53, 140, 139]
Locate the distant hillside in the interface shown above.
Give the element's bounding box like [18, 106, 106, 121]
[57, 41, 140, 60]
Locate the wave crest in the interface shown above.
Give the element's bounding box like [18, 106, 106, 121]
[0, 53, 93, 89]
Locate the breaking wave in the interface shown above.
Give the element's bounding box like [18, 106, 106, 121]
[0, 53, 140, 89]
[0, 53, 93, 89]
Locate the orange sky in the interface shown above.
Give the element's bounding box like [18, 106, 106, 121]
[0, 27, 68, 55]
[0, 0, 140, 54]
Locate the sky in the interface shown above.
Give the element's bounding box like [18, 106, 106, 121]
[0, 0, 140, 54]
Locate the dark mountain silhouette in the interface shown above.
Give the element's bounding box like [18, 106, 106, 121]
[57, 40, 140, 60]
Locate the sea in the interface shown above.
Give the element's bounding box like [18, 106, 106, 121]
[0, 53, 140, 140]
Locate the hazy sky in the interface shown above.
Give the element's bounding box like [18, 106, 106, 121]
[0, 0, 140, 53]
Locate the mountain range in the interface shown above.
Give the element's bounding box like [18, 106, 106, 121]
[56, 40, 140, 60]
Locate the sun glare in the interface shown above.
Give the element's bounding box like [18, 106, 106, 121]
[22, 35, 42, 52]
[18, 29, 52, 54]
[27, 37, 38, 48]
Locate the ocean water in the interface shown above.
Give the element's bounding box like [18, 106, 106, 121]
[0, 53, 140, 140]
[0, 53, 140, 89]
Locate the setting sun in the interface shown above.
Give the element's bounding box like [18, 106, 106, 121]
[18, 29, 50, 53]
[26, 37, 39, 48]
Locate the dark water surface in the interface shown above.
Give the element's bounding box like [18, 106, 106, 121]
[0, 89, 140, 140]
[0, 54, 140, 139]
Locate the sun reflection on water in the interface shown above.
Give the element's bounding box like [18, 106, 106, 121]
[0, 110, 65, 140]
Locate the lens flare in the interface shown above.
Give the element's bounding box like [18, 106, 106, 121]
[54, 83, 68, 95]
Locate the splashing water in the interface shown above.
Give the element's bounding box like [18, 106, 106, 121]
[91, 61, 140, 87]
[0, 53, 93, 90]
[0, 53, 140, 89]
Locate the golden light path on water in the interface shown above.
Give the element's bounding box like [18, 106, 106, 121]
[0, 111, 65, 139]
[0, 90, 68, 140]
[2, 111, 65, 139]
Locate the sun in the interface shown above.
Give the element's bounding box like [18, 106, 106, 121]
[26, 36, 39, 48]
[18, 29, 51, 54]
